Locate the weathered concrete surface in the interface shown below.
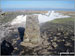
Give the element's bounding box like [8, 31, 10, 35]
[21, 15, 41, 47]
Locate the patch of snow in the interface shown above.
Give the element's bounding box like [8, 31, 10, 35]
[38, 11, 70, 23]
[11, 15, 26, 25]
[11, 10, 70, 25]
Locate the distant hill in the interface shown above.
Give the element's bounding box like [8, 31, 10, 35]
[56, 11, 75, 18]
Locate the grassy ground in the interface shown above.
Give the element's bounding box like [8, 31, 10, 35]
[49, 17, 74, 23]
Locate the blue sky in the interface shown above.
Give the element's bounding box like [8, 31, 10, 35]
[1, 0, 75, 10]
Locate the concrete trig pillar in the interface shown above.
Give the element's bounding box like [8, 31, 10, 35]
[21, 15, 41, 47]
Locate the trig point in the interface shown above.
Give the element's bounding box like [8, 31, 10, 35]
[21, 15, 41, 47]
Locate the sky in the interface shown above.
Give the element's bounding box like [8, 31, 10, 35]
[1, 0, 75, 10]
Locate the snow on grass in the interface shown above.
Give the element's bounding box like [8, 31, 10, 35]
[11, 10, 70, 25]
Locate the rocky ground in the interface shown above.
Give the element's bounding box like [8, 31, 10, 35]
[0, 18, 74, 55]
[40, 21, 74, 54]
[0, 11, 75, 55]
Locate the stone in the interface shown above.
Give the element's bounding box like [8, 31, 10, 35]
[43, 40, 50, 46]
[53, 37, 57, 41]
[21, 15, 41, 47]
[34, 46, 42, 52]
[65, 42, 71, 46]
[47, 46, 53, 50]
[52, 42, 58, 48]
[12, 39, 17, 45]
[14, 47, 18, 50]
[23, 38, 29, 43]
[51, 40, 53, 42]
[38, 49, 48, 54]
[57, 33, 61, 36]
[21, 42, 36, 47]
